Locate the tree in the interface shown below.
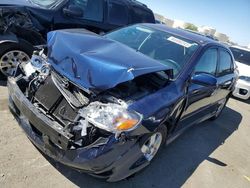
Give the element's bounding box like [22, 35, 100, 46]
[185, 24, 198, 31]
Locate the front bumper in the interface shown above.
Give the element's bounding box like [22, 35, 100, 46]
[233, 79, 250, 100]
[7, 77, 149, 182]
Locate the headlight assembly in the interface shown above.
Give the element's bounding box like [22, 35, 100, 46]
[79, 102, 142, 134]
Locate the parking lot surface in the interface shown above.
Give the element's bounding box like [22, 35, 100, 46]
[0, 80, 249, 188]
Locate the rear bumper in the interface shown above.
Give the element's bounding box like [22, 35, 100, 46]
[233, 79, 250, 100]
[8, 77, 148, 182]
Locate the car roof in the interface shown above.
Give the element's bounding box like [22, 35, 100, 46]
[121, 0, 152, 11]
[141, 23, 223, 47]
[230, 45, 250, 52]
[125, 0, 149, 8]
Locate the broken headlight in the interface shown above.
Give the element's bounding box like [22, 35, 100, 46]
[80, 102, 142, 133]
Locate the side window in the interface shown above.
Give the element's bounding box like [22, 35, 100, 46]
[132, 7, 154, 23]
[194, 48, 218, 75]
[108, 0, 128, 25]
[71, 0, 103, 22]
[218, 50, 233, 76]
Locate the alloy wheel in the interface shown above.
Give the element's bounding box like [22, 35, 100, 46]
[215, 98, 227, 117]
[141, 132, 163, 161]
[0, 50, 30, 76]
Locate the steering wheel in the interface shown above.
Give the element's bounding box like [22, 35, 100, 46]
[164, 59, 181, 72]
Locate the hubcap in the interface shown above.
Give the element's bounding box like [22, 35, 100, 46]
[0, 50, 30, 76]
[141, 132, 163, 161]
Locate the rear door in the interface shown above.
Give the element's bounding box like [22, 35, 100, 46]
[215, 48, 235, 101]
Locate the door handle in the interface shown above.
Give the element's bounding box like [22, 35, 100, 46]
[224, 80, 232, 86]
[221, 80, 232, 88]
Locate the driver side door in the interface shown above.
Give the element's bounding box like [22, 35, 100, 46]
[54, 0, 105, 31]
[177, 48, 219, 130]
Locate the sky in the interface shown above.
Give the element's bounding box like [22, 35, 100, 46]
[139, 0, 250, 46]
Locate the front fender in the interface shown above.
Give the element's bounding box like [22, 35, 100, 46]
[0, 33, 18, 44]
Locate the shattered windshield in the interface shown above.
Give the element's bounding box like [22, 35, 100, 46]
[105, 25, 199, 77]
[29, 0, 62, 8]
[230, 47, 250, 66]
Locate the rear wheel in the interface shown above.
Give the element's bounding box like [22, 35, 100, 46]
[0, 39, 33, 77]
[210, 97, 229, 120]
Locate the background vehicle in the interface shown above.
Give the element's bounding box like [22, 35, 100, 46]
[0, 0, 155, 76]
[230, 46, 250, 100]
[8, 24, 236, 182]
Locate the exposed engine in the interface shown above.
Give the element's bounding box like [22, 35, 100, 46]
[15, 52, 169, 149]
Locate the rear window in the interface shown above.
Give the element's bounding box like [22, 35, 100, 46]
[229, 47, 250, 66]
[71, 0, 104, 22]
[131, 6, 155, 23]
[108, 0, 128, 25]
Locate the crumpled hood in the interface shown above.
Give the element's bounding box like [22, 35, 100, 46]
[47, 29, 171, 91]
[235, 61, 250, 77]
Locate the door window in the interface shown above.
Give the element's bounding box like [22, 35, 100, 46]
[218, 50, 233, 76]
[108, 0, 128, 25]
[131, 6, 154, 23]
[71, 0, 103, 22]
[194, 48, 218, 75]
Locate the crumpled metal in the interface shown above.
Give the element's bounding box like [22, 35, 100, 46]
[47, 29, 171, 91]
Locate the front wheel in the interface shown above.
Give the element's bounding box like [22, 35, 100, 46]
[0, 39, 33, 77]
[140, 125, 167, 161]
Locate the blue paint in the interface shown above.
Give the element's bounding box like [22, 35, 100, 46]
[47, 29, 172, 90]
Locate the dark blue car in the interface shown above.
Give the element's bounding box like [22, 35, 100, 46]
[8, 24, 237, 182]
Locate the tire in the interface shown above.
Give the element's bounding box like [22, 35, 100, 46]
[0, 39, 33, 77]
[139, 125, 167, 162]
[209, 96, 230, 120]
[0, 71, 6, 80]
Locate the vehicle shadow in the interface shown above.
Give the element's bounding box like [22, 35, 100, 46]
[0, 73, 7, 86]
[43, 106, 241, 188]
[0, 80, 7, 87]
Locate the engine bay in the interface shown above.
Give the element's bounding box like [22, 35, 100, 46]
[14, 52, 170, 149]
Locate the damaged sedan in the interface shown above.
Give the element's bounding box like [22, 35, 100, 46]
[8, 24, 237, 182]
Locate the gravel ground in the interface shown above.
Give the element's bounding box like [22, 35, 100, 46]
[0, 80, 250, 188]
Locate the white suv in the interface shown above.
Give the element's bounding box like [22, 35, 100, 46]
[230, 46, 250, 100]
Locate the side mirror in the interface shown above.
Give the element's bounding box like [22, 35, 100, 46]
[63, 5, 83, 17]
[191, 73, 217, 87]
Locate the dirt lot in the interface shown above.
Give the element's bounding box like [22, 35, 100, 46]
[0, 79, 250, 188]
